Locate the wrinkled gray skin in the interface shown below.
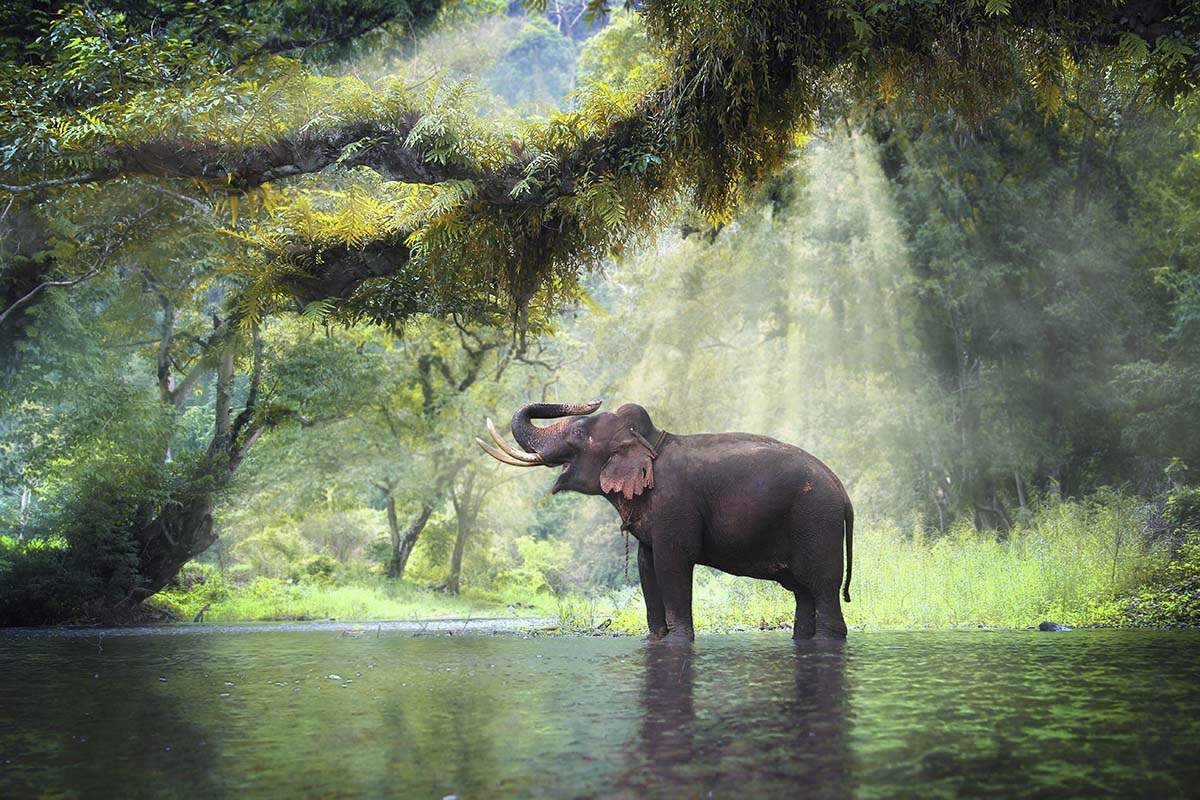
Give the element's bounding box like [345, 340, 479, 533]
[503, 401, 853, 643]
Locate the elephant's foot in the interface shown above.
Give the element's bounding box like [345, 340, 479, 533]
[645, 626, 669, 642]
[793, 591, 816, 639]
[812, 625, 848, 640]
[648, 627, 694, 646]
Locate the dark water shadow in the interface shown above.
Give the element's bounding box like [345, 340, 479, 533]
[0, 636, 225, 799]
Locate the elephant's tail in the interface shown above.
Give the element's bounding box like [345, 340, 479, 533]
[842, 501, 854, 603]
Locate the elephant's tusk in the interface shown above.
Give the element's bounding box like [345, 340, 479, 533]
[475, 437, 542, 467]
[486, 418, 542, 463]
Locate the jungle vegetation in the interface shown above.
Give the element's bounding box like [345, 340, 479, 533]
[2, 0, 1200, 628]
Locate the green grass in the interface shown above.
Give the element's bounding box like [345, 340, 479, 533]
[147, 574, 558, 624]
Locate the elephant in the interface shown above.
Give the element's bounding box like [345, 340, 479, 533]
[476, 400, 854, 642]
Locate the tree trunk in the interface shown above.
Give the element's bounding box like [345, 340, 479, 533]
[1073, 115, 1096, 215]
[972, 480, 1013, 535]
[130, 493, 220, 606]
[389, 501, 434, 580]
[445, 511, 469, 595]
[213, 347, 234, 450]
[445, 470, 483, 595]
[113, 329, 275, 618]
[385, 490, 400, 556]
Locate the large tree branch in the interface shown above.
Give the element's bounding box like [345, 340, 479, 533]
[0, 118, 472, 196]
[0, 214, 144, 326]
[0, 266, 103, 327]
[105, 119, 474, 191]
[155, 290, 176, 403]
[233, 5, 416, 68]
[5, 0, 1196, 323]
[7, 2, 1192, 200]
[213, 347, 235, 446]
[0, 171, 120, 194]
[231, 323, 264, 445]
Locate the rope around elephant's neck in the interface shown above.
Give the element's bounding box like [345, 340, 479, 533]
[621, 430, 664, 585]
[624, 531, 630, 584]
[631, 428, 668, 458]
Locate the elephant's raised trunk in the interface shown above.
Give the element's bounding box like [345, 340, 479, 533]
[510, 400, 602, 456]
[475, 401, 602, 468]
[474, 418, 543, 467]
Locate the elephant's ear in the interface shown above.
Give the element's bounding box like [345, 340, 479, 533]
[600, 429, 655, 501]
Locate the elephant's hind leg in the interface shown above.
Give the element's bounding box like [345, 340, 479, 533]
[813, 591, 848, 639]
[793, 589, 816, 639]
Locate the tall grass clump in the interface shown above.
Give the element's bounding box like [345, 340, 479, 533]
[562, 492, 1166, 633]
[849, 492, 1161, 629]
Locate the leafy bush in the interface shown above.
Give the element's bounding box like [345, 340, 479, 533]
[292, 554, 339, 584]
[144, 562, 233, 620]
[230, 526, 315, 578]
[155, 570, 547, 623]
[0, 406, 226, 624]
[1164, 486, 1200, 539]
[494, 536, 572, 597]
[1116, 535, 1200, 627]
[0, 469, 149, 624]
[1112, 487, 1200, 627]
[0, 534, 88, 626]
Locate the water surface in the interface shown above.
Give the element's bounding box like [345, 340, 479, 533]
[2, 627, 1197, 798]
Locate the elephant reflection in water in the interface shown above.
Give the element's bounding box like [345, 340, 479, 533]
[618, 642, 855, 799]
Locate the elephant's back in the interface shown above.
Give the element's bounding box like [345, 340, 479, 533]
[671, 432, 847, 501]
[668, 432, 848, 574]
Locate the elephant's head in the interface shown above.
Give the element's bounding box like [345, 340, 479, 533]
[475, 401, 664, 499]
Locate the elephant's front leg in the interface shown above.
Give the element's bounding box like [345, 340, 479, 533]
[652, 545, 695, 644]
[638, 542, 669, 641]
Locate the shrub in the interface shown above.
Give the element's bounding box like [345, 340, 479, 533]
[494, 536, 573, 597]
[1107, 486, 1200, 627]
[1164, 486, 1200, 539]
[293, 554, 339, 584]
[0, 535, 88, 625]
[146, 562, 233, 620]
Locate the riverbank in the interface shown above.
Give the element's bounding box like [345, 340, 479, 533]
[146, 574, 558, 625]
[30, 492, 1197, 633]
[140, 562, 1199, 636]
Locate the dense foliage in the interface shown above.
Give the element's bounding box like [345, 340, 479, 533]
[6, 2, 1200, 323]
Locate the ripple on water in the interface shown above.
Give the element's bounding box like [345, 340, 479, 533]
[0, 628, 1197, 798]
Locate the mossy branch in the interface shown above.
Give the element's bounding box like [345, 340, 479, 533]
[5, 0, 1198, 325]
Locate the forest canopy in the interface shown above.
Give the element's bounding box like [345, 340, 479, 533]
[4, 0, 1200, 625]
[5, 1, 1200, 325]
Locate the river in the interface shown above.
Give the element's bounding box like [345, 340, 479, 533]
[2, 625, 1197, 798]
